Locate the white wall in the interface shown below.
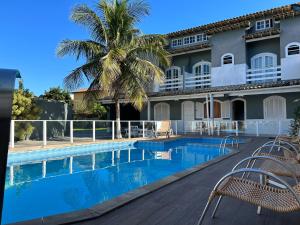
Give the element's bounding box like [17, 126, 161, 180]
[211, 64, 247, 87]
[281, 56, 300, 80]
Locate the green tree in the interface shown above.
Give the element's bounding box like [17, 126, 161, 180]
[40, 87, 72, 104]
[12, 81, 41, 140]
[57, 0, 170, 138]
[92, 102, 108, 119]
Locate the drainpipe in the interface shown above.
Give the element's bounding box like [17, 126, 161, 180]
[0, 69, 21, 224]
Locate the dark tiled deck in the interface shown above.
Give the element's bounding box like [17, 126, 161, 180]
[74, 137, 300, 225]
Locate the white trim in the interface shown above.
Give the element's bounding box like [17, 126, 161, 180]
[285, 42, 300, 57]
[256, 19, 272, 31]
[100, 85, 300, 103]
[192, 61, 211, 73]
[245, 34, 280, 43]
[231, 98, 247, 120]
[250, 52, 277, 69]
[221, 53, 234, 66]
[170, 47, 212, 56]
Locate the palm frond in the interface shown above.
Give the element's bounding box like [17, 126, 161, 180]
[127, 0, 150, 22]
[57, 39, 104, 60]
[71, 4, 108, 44]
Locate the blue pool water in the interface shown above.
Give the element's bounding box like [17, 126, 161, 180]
[2, 138, 233, 224]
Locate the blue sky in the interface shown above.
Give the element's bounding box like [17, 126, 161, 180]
[0, 0, 296, 95]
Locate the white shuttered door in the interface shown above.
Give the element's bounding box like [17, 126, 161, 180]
[263, 96, 286, 119]
[154, 103, 170, 121]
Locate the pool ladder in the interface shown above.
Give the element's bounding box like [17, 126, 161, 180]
[219, 135, 239, 153]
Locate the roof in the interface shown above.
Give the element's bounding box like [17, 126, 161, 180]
[148, 79, 300, 98]
[167, 3, 300, 38]
[72, 88, 88, 93]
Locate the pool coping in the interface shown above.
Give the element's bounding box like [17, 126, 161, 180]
[9, 146, 241, 225]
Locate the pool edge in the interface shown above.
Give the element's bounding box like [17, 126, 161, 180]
[9, 148, 239, 225]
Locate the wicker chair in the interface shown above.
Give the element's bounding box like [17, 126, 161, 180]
[197, 156, 300, 225]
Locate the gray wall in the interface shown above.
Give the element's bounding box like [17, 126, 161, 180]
[211, 29, 246, 67]
[172, 51, 211, 73]
[280, 16, 300, 58]
[246, 38, 280, 66]
[142, 92, 300, 120]
[245, 92, 300, 119]
[36, 99, 73, 120]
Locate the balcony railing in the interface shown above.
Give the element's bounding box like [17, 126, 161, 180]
[246, 66, 281, 83]
[159, 73, 211, 91]
[185, 74, 211, 89]
[159, 77, 183, 91]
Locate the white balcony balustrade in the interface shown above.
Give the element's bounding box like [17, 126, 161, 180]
[159, 77, 183, 91]
[159, 72, 211, 91]
[246, 66, 281, 83]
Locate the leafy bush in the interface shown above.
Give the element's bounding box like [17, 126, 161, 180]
[290, 106, 300, 136]
[12, 81, 41, 140]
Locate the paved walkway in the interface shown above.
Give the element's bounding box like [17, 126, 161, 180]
[74, 137, 300, 225]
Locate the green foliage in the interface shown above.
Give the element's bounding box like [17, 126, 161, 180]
[12, 84, 41, 140]
[57, 0, 170, 111]
[92, 103, 107, 119]
[290, 106, 300, 136]
[40, 87, 72, 104]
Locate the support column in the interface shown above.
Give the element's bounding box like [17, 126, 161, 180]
[209, 93, 214, 135]
[147, 100, 151, 121]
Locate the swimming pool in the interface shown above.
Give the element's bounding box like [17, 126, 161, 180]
[2, 138, 234, 224]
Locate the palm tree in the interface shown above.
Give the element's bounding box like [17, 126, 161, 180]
[57, 0, 170, 138]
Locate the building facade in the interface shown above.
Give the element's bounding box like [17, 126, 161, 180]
[134, 3, 300, 135]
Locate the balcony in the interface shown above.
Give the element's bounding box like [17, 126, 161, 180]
[246, 66, 281, 83]
[159, 73, 211, 91]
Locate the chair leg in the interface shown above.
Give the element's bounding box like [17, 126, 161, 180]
[211, 195, 223, 218]
[197, 197, 214, 225]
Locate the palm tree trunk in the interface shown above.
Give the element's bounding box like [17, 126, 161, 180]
[115, 99, 122, 139]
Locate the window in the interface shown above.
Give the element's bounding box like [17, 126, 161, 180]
[172, 39, 178, 47]
[221, 54, 234, 65]
[190, 36, 195, 43]
[256, 19, 273, 30]
[193, 62, 211, 76]
[196, 33, 208, 42]
[177, 39, 182, 46]
[165, 66, 181, 91]
[263, 96, 286, 119]
[286, 42, 300, 56]
[184, 37, 190, 45]
[251, 53, 277, 69]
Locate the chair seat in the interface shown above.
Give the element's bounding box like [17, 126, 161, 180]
[216, 177, 300, 213]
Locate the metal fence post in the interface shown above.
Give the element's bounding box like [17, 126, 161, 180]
[142, 121, 145, 138]
[10, 120, 14, 148]
[112, 121, 115, 140]
[70, 120, 74, 143]
[235, 121, 238, 136]
[218, 122, 220, 136]
[43, 120, 47, 146]
[92, 120, 96, 142]
[278, 120, 281, 135]
[256, 121, 259, 137]
[175, 120, 178, 135]
[128, 121, 131, 139]
[200, 121, 203, 135]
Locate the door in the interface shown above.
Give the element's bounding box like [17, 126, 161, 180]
[182, 101, 195, 131]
